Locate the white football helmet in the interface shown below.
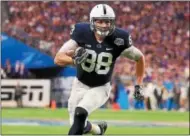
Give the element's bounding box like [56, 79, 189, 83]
[90, 4, 116, 37]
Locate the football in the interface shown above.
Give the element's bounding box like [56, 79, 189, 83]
[66, 50, 75, 57]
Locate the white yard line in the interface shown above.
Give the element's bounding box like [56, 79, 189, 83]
[2, 118, 189, 128]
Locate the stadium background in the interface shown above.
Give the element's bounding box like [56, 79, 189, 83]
[1, 1, 189, 135]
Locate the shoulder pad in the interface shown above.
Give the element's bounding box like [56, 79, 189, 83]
[115, 28, 130, 37]
[70, 23, 90, 44]
[113, 28, 133, 48]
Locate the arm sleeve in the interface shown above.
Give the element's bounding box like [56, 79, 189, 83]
[58, 39, 78, 53]
[121, 46, 144, 61]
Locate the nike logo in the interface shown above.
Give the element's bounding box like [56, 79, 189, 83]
[106, 48, 113, 51]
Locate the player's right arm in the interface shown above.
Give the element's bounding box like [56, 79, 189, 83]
[55, 23, 89, 66]
[54, 39, 78, 66]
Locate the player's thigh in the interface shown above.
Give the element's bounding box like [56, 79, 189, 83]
[78, 82, 112, 114]
[68, 78, 89, 125]
[68, 79, 87, 116]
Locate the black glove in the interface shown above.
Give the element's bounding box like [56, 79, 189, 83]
[73, 47, 88, 65]
[134, 85, 144, 101]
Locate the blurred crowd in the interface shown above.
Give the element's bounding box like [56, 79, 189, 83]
[1, 1, 189, 111]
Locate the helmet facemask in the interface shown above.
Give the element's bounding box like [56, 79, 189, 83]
[90, 17, 115, 38]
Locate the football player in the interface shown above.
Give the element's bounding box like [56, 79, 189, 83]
[54, 4, 145, 135]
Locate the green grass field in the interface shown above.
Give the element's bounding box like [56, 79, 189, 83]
[1, 108, 189, 135]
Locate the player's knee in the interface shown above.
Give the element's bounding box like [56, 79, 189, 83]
[74, 107, 88, 120]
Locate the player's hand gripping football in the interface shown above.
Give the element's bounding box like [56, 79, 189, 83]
[72, 47, 88, 65]
[134, 85, 144, 101]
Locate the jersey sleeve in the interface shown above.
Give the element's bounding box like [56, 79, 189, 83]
[122, 30, 133, 49]
[70, 23, 83, 44]
[113, 28, 135, 56]
[114, 28, 134, 50]
[125, 33, 133, 48]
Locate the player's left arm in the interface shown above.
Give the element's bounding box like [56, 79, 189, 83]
[120, 33, 145, 100]
[121, 46, 145, 85]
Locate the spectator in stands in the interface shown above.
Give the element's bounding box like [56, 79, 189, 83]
[12, 60, 21, 78]
[10, 61, 31, 79]
[144, 81, 157, 110]
[19, 62, 31, 78]
[173, 78, 181, 110]
[163, 75, 175, 111]
[109, 74, 120, 105]
[15, 81, 24, 108]
[153, 79, 166, 109]
[4, 59, 14, 78]
[179, 77, 189, 112]
[1, 65, 7, 79]
[125, 80, 135, 110]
